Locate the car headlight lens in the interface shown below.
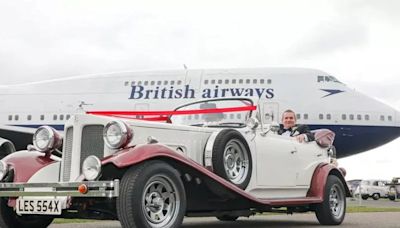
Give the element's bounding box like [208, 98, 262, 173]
[0, 161, 8, 181]
[33, 126, 62, 152]
[103, 120, 133, 149]
[82, 156, 102, 181]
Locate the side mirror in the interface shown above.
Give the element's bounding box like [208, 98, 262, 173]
[246, 117, 259, 130]
[270, 122, 280, 133]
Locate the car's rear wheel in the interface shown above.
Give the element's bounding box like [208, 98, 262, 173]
[372, 193, 380, 200]
[212, 129, 252, 189]
[315, 175, 346, 225]
[117, 160, 186, 228]
[0, 198, 54, 228]
[361, 195, 369, 200]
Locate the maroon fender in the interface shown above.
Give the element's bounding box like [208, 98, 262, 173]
[102, 144, 190, 168]
[307, 163, 351, 199]
[3, 150, 58, 183]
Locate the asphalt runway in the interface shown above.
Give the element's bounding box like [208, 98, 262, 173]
[49, 212, 400, 228]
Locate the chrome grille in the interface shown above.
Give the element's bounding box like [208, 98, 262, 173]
[80, 125, 104, 170]
[62, 127, 74, 182]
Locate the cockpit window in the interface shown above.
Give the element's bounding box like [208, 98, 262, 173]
[317, 75, 343, 84]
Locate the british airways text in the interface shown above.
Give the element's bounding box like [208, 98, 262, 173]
[129, 85, 274, 99]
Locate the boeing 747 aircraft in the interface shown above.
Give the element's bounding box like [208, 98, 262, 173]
[0, 68, 399, 158]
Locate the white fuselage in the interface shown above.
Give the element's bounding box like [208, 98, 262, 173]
[1, 68, 399, 157]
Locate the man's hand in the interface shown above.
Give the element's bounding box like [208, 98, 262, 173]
[295, 134, 306, 143]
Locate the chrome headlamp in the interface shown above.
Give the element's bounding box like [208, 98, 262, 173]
[103, 120, 133, 149]
[33, 126, 62, 152]
[0, 160, 8, 181]
[82, 155, 102, 181]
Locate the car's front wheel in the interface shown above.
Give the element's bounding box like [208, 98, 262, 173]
[117, 160, 186, 228]
[0, 198, 54, 228]
[315, 175, 346, 225]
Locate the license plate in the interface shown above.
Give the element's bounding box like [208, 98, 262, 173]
[16, 199, 62, 215]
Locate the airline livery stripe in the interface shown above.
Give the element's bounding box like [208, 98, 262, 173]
[86, 105, 257, 116]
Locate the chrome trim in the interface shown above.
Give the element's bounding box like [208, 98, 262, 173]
[0, 180, 119, 197]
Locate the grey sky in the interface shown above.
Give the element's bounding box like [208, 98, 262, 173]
[0, 0, 399, 179]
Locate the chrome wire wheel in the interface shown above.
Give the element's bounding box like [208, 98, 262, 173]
[329, 184, 345, 219]
[142, 175, 180, 228]
[223, 139, 249, 185]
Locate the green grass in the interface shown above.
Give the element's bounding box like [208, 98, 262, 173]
[53, 219, 99, 224]
[347, 206, 400, 213]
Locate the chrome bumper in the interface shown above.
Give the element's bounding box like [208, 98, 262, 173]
[0, 180, 119, 197]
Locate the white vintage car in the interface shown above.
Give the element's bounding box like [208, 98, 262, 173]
[0, 98, 349, 228]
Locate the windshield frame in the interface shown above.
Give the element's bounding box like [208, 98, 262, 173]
[169, 98, 255, 128]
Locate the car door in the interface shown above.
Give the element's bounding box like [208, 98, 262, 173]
[255, 133, 298, 187]
[292, 140, 327, 186]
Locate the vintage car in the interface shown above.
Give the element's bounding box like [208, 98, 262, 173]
[0, 98, 349, 228]
[353, 179, 389, 200]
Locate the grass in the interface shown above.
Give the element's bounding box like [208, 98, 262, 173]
[347, 206, 400, 213]
[53, 219, 98, 224]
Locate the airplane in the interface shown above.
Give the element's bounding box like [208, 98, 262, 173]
[0, 67, 399, 159]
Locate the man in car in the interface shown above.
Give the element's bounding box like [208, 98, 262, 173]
[278, 109, 314, 143]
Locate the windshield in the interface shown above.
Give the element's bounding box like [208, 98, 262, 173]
[170, 98, 255, 128]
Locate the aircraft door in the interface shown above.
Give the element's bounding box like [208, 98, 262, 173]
[263, 102, 279, 124]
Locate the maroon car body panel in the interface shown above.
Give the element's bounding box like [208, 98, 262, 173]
[3, 150, 58, 207]
[103, 144, 347, 206]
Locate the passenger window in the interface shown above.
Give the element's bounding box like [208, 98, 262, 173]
[380, 115, 385, 121]
[230, 114, 234, 119]
[357, 114, 362, 120]
[124, 81, 129, 86]
[388, 116, 393, 121]
[164, 81, 168, 85]
[204, 80, 209, 85]
[296, 114, 301, 119]
[365, 115, 369, 121]
[239, 79, 243, 84]
[53, 115, 57, 120]
[137, 81, 142, 85]
[253, 79, 257, 84]
[14, 115, 19, 121]
[170, 81, 175, 85]
[246, 79, 250, 84]
[327, 114, 331, 120]
[319, 114, 323, 120]
[150, 81, 155, 86]
[157, 81, 162, 85]
[317, 76, 324, 82]
[60, 115, 64, 121]
[27, 115, 32, 121]
[211, 80, 215, 84]
[177, 80, 182, 85]
[303, 114, 308, 120]
[218, 79, 222, 84]
[8, 115, 12, 121]
[40, 115, 45, 120]
[232, 79, 236, 84]
[66, 115, 71, 120]
[131, 81, 136, 86]
[260, 79, 265, 84]
[267, 79, 272, 84]
[225, 79, 229, 84]
[236, 114, 241, 119]
[144, 81, 149, 86]
[342, 114, 346, 120]
[349, 114, 354, 120]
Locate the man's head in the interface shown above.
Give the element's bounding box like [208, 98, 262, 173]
[281, 109, 296, 129]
